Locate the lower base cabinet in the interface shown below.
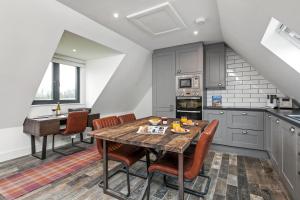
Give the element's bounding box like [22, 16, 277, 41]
[203, 110, 226, 144]
[204, 109, 300, 199]
[226, 128, 264, 150]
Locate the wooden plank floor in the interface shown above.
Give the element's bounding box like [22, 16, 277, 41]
[0, 144, 291, 200]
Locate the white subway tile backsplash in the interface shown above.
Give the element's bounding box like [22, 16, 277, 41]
[242, 98, 259, 103]
[227, 63, 243, 69]
[243, 80, 259, 85]
[259, 89, 277, 94]
[235, 85, 250, 90]
[206, 47, 284, 108]
[243, 71, 259, 76]
[251, 84, 267, 89]
[251, 75, 264, 80]
[235, 94, 250, 98]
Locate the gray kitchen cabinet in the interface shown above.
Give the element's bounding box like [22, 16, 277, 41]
[226, 128, 264, 150]
[281, 121, 298, 196]
[271, 117, 282, 171]
[152, 51, 176, 118]
[203, 110, 226, 145]
[264, 113, 272, 152]
[175, 44, 203, 74]
[204, 43, 226, 89]
[227, 111, 264, 130]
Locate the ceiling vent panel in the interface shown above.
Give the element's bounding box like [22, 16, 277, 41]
[127, 2, 186, 36]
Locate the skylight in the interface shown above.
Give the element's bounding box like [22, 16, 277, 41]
[261, 17, 300, 73]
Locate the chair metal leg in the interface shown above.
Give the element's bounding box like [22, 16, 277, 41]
[163, 173, 211, 197]
[52, 134, 85, 156]
[125, 166, 130, 197]
[80, 132, 94, 144]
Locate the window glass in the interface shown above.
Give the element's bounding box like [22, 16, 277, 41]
[59, 64, 77, 100]
[35, 63, 53, 100]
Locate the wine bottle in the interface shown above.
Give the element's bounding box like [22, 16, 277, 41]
[56, 102, 61, 116]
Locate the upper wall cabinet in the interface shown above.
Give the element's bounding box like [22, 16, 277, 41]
[175, 44, 203, 74]
[204, 43, 226, 89]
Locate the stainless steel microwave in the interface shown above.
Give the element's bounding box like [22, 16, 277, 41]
[176, 75, 200, 89]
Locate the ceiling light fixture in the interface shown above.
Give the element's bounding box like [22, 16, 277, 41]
[72, 49, 77, 52]
[113, 13, 119, 18]
[193, 31, 199, 36]
[195, 17, 206, 25]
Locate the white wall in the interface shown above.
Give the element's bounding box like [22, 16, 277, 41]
[134, 88, 153, 118]
[85, 54, 125, 107]
[0, 0, 152, 162]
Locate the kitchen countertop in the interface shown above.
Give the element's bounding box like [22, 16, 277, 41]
[203, 106, 300, 128]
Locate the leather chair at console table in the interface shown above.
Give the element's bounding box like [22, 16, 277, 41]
[93, 116, 150, 197]
[68, 108, 94, 144]
[52, 111, 89, 155]
[118, 113, 136, 124]
[144, 120, 219, 198]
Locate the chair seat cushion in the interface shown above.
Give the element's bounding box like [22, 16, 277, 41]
[148, 152, 195, 180]
[108, 145, 145, 166]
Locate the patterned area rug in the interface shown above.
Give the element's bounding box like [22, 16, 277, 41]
[0, 147, 100, 200]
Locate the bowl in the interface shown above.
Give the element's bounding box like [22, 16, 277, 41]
[149, 118, 161, 125]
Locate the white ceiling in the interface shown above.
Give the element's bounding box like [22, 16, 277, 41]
[55, 31, 120, 60]
[57, 0, 223, 50]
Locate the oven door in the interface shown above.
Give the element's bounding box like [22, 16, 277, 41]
[176, 110, 202, 120]
[178, 78, 192, 88]
[176, 97, 202, 111]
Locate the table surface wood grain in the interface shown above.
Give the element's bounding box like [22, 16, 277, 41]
[90, 117, 208, 153]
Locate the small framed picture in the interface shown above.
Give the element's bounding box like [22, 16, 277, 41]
[212, 96, 222, 107]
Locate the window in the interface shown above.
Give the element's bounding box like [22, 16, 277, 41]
[33, 62, 80, 104]
[261, 18, 300, 74]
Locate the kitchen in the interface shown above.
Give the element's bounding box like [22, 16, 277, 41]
[153, 41, 300, 200]
[1, 0, 300, 200]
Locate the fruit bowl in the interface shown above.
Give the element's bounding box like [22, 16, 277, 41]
[149, 118, 161, 125]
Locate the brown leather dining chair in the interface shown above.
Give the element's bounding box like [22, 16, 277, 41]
[144, 120, 219, 198]
[93, 116, 150, 197]
[118, 113, 136, 124]
[68, 108, 94, 144]
[52, 111, 89, 155]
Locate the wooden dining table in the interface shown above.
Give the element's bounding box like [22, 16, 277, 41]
[90, 116, 208, 200]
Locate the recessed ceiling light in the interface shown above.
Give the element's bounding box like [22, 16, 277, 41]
[72, 49, 77, 52]
[193, 31, 199, 36]
[113, 13, 119, 18]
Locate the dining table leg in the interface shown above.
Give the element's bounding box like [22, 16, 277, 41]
[103, 140, 108, 192]
[178, 152, 184, 200]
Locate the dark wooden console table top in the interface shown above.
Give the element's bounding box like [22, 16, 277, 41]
[23, 112, 100, 160]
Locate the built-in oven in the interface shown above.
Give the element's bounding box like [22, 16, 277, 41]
[176, 96, 202, 120]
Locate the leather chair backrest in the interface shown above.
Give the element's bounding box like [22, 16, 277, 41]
[63, 111, 89, 135]
[93, 116, 121, 154]
[185, 120, 219, 179]
[118, 113, 136, 124]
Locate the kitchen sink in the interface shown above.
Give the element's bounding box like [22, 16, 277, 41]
[287, 114, 300, 121]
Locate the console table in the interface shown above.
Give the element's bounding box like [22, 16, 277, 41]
[23, 113, 100, 160]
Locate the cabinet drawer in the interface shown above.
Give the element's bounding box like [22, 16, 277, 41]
[227, 111, 264, 130]
[227, 128, 264, 150]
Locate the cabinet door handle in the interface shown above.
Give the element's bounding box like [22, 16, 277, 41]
[242, 112, 247, 115]
[218, 83, 222, 86]
[276, 119, 280, 124]
[268, 115, 272, 118]
[219, 111, 224, 114]
[242, 130, 248, 134]
[290, 127, 295, 134]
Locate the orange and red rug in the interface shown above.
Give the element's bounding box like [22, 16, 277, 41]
[0, 147, 100, 200]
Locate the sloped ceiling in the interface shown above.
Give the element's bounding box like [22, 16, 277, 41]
[216, 0, 300, 102]
[0, 0, 151, 129]
[57, 0, 223, 50]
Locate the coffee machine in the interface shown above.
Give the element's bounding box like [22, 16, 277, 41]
[267, 95, 278, 108]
